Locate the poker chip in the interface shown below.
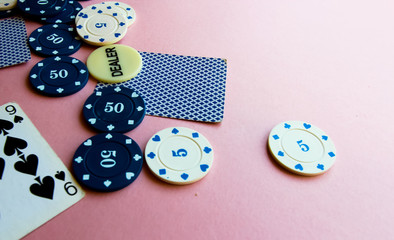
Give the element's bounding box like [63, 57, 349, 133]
[72, 133, 143, 192]
[17, 0, 66, 17]
[268, 121, 337, 176]
[29, 56, 89, 97]
[145, 127, 214, 185]
[40, 0, 82, 24]
[86, 44, 142, 83]
[76, 2, 135, 27]
[0, 0, 17, 11]
[83, 86, 146, 133]
[0, 8, 16, 18]
[75, 6, 127, 46]
[29, 24, 82, 56]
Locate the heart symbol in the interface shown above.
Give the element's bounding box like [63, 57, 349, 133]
[322, 135, 328, 141]
[181, 173, 189, 180]
[284, 123, 291, 129]
[0, 158, 5, 180]
[203, 147, 212, 154]
[55, 171, 65, 181]
[30, 176, 55, 200]
[147, 152, 156, 159]
[152, 135, 160, 142]
[104, 180, 111, 187]
[13, 115, 23, 123]
[303, 123, 311, 129]
[200, 164, 209, 172]
[98, 10, 103, 14]
[131, 92, 139, 97]
[295, 164, 303, 171]
[277, 151, 284, 157]
[126, 172, 134, 180]
[99, 38, 105, 42]
[317, 164, 324, 170]
[172, 128, 179, 134]
[14, 154, 39, 176]
[37, 85, 45, 90]
[114, 33, 121, 38]
[84, 139, 92, 146]
[88, 118, 96, 124]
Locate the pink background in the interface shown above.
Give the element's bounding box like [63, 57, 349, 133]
[1, 0, 394, 239]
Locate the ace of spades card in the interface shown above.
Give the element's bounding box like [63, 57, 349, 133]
[0, 102, 85, 240]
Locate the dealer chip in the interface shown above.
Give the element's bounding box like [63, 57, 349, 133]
[86, 44, 142, 83]
[18, 0, 66, 17]
[0, 0, 17, 11]
[268, 121, 336, 176]
[75, 6, 127, 46]
[29, 24, 81, 56]
[73, 133, 143, 192]
[145, 127, 214, 185]
[83, 86, 146, 133]
[29, 56, 89, 97]
[40, 0, 82, 24]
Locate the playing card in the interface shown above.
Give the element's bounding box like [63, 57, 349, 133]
[0, 17, 31, 68]
[0, 102, 85, 240]
[96, 52, 227, 123]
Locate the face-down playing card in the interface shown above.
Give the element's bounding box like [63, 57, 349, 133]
[0, 102, 85, 240]
[96, 51, 228, 123]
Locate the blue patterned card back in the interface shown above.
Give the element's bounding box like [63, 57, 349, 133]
[96, 52, 227, 123]
[0, 17, 31, 68]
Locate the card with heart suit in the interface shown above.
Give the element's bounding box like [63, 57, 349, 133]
[0, 102, 85, 240]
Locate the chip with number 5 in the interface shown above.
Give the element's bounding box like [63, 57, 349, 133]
[268, 121, 336, 176]
[145, 127, 214, 185]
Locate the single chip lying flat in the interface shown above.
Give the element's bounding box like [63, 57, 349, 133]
[29, 56, 88, 97]
[145, 127, 214, 185]
[73, 133, 143, 192]
[83, 86, 146, 133]
[268, 121, 336, 176]
[86, 44, 142, 83]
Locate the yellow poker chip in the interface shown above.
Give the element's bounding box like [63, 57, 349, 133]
[0, 0, 17, 10]
[86, 44, 142, 83]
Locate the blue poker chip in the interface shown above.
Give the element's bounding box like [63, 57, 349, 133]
[18, 0, 66, 17]
[29, 56, 89, 97]
[83, 86, 146, 133]
[0, 8, 17, 19]
[28, 24, 81, 56]
[40, 0, 82, 24]
[72, 133, 143, 192]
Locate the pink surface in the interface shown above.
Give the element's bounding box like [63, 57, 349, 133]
[1, 0, 394, 239]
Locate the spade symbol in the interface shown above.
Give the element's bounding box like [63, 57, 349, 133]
[3, 136, 27, 156]
[0, 119, 14, 136]
[14, 154, 38, 176]
[55, 171, 65, 181]
[0, 158, 5, 180]
[30, 176, 55, 200]
[13, 115, 23, 123]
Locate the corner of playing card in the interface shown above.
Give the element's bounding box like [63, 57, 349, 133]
[0, 102, 85, 240]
